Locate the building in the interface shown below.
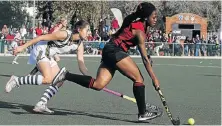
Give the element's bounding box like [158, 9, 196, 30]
[166, 13, 207, 40]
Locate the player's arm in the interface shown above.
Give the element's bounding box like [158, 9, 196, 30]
[133, 29, 160, 87]
[76, 42, 88, 75]
[21, 31, 67, 50]
[52, 24, 63, 33]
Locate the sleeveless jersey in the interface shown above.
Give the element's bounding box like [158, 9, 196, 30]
[113, 21, 145, 52]
[47, 30, 72, 48]
[46, 30, 80, 57]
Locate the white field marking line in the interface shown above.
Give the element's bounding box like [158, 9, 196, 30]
[65, 59, 221, 69]
[8, 55, 221, 68]
[153, 63, 221, 68]
[0, 54, 222, 59]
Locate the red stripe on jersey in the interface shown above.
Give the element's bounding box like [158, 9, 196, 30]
[114, 21, 145, 52]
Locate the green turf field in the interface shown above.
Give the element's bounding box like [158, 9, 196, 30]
[0, 56, 221, 125]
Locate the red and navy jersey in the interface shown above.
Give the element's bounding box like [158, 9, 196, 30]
[113, 21, 145, 52]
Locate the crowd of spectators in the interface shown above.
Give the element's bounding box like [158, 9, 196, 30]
[0, 16, 221, 56]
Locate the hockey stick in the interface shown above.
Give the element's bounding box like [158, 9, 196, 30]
[103, 87, 136, 103]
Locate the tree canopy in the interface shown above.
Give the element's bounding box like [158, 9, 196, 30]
[0, 1, 29, 28]
[0, 1, 221, 31]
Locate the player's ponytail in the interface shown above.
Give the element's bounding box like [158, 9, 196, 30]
[113, 2, 156, 37]
[113, 12, 138, 37]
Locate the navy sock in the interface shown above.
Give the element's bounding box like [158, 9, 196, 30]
[133, 82, 146, 115]
[65, 72, 95, 88]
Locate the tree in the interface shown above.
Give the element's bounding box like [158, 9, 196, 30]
[0, 1, 29, 28]
[34, 1, 221, 31]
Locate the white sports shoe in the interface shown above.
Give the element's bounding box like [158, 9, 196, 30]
[138, 110, 158, 121]
[5, 75, 19, 93]
[12, 61, 19, 64]
[33, 101, 54, 114]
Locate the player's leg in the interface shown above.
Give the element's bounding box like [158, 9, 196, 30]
[91, 63, 116, 90]
[33, 60, 61, 114]
[52, 56, 159, 120]
[5, 41, 60, 93]
[59, 62, 115, 90]
[12, 55, 19, 64]
[5, 58, 55, 93]
[11, 41, 19, 64]
[53, 56, 160, 121]
[28, 54, 60, 75]
[51, 42, 117, 90]
[115, 55, 161, 121]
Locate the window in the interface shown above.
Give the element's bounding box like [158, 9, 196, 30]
[178, 24, 194, 29]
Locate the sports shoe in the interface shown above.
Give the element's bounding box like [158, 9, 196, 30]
[146, 103, 163, 117]
[52, 67, 67, 85]
[33, 101, 54, 114]
[5, 75, 19, 93]
[12, 61, 19, 64]
[138, 110, 158, 121]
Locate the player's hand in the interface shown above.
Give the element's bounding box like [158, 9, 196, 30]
[13, 46, 24, 56]
[54, 55, 60, 62]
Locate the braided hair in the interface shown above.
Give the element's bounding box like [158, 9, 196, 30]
[113, 2, 156, 37]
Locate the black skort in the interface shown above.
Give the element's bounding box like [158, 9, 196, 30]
[101, 41, 129, 68]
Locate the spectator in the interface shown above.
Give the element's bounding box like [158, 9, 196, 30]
[153, 31, 163, 56]
[173, 36, 182, 56]
[87, 31, 94, 41]
[1, 24, 9, 38]
[193, 34, 201, 56]
[20, 25, 27, 38]
[207, 37, 213, 56]
[35, 24, 43, 37]
[93, 29, 101, 41]
[168, 32, 173, 55]
[188, 37, 195, 56]
[90, 22, 94, 34]
[184, 36, 190, 56]
[212, 35, 220, 56]
[101, 30, 109, 41]
[5, 31, 15, 44]
[98, 18, 105, 36]
[200, 35, 207, 56]
[162, 34, 170, 56]
[14, 30, 22, 46]
[104, 14, 111, 33]
[42, 26, 49, 35]
[11, 30, 21, 64]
